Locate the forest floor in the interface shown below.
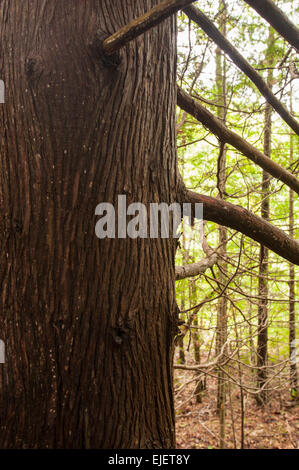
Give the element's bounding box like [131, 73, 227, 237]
[174, 351, 299, 449]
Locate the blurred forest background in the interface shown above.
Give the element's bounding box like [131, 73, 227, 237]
[174, 0, 299, 449]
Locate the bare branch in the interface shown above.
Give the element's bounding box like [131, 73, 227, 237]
[177, 87, 299, 195]
[174, 340, 236, 371]
[185, 190, 299, 265]
[243, 0, 299, 51]
[102, 0, 197, 55]
[176, 219, 218, 280]
[183, 5, 299, 135]
[175, 254, 218, 280]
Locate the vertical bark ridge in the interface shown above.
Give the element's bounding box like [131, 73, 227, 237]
[0, 1, 179, 448]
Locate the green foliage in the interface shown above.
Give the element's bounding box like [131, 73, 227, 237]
[176, 0, 299, 388]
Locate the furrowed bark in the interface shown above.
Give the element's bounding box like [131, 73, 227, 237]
[183, 5, 299, 136]
[243, 0, 299, 51]
[102, 0, 197, 55]
[177, 87, 299, 195]
[0, 0, 179, 449]
[185, 191, 299, 265]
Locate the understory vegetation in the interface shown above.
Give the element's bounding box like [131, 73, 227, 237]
[175, 0, 299, 449]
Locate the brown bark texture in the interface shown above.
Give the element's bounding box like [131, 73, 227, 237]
[0, 0, 180, 449]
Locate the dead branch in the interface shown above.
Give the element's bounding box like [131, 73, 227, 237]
[175, 254, 218, 280]
[177, 87, 299, 195]
[183, 5, 299, 135]
[102, 0, 197, 55]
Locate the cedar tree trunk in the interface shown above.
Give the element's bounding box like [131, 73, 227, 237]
[0, 0, 180, 449]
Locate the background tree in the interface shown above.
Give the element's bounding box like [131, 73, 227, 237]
[289, 79, 298, 400]
[175, 0, 299, 449]
[256, 26, 275, 406]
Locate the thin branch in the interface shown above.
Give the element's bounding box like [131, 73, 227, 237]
[183, 5, 299, 136]
[177, 87, 299, 195]
[176, 219, 218, 280]
[174, 340, 237, 371]
[243, 0, 299, 51]
[185, 190, 299, 265]
[102, 0, 197, 55]
[175, 253, 218, 280]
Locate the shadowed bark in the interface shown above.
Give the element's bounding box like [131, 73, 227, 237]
[0, 0, 179, 449]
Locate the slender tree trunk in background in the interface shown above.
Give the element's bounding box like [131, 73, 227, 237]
[178, 159, 186, 365]
[191, 280, 205, 403]
[288, 81, 298, 399]
[192, 287, 200, 365]
[256, 27, 274, 406]
[248, 267, 256, 369]
[179, 289, 186, 365]
[215, 0, 228, 449]
[0, 1, 180, 448]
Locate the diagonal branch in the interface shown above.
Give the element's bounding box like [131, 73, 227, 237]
[243, 0, 299, 51]
[183, 5, 299, 136]
[175, 253, 218, 280]
[177, 87, 299, 196]
[175, 220, 218, 280]
[102, 0, 198, 55]
[185, 190, 299, 265]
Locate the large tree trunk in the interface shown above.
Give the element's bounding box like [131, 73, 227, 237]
[0, 1, 180, 448]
